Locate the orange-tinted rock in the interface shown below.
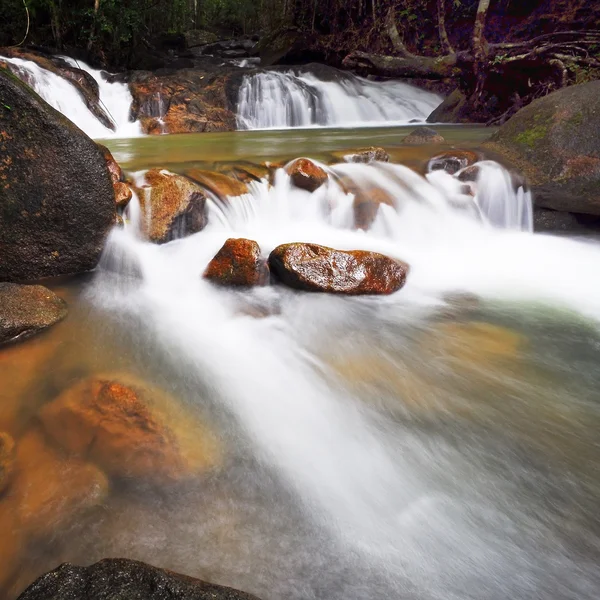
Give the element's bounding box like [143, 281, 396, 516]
[184, 169, 249, 199]
[286, 158, 328, 192]
[40, 375, 221, 484]
[344, 147, 390, 163]
[98, 143, 124, 185]
[204, 238, 269, 287]
[403, 127, 445, 145]
[428, 150, 479, 174]
[114, 182, 133, 209]
[136, 169, 208, 244]
[269, 243, 409, 295]
[11, 428, 108, 535]
[352, 187, 395, 230]
[0, 432, 15, 495]
[0, 506, 24, 592]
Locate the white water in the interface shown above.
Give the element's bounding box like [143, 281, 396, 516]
[87, 156, 600, 599]
[2, 56, 140, 139]
[237, 70, 443, 129]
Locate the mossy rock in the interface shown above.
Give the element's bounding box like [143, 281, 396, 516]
[484, 81, 600, 215]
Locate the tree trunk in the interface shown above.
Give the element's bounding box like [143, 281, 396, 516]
[472, 0, 491, 102]
[437, 0, 453, 54]
[87, 0, 101, 51]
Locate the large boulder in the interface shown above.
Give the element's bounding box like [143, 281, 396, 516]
[204, 238, 269, 287]
[484, 81, 600, 215]
[16, 559, 262, 600]
[136, 169, 208, 243]
[39, 374, 221, 485]
[0, 283, 67, 345]
[269, 243, 409, 295]
[256, 27, 315, 67]
[0, 68, 115, 281]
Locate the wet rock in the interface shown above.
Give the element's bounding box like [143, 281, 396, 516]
[16, 558, 263, 600]
[484, 81, 600, 215]
[352, 188, 395, 231]
[11, 427, 108, 535]
[227, 162, 270, 183]
[0, 432, 15, 495]
[0, 68, 115, 281]
[204, 238, 269, 287]
[428, 150, 479, 174]
[533, 207, 600, 233]
[39, 375, 221, 485]
[114, 181, 133, 209]
[269, 243, 409, 295]
[0, 284, 67, 345]
[97, 143, 124, 184]
[456, 164, 481, 183]
[136, 169, 208, 243]
[185, 169, 249, 199]
[344, 147, 390, 163]
[0, 507, 24, 591]
[426, 88, 470, 124]
[403, 127, 445, 145]
[286, 158, 328, 192]
[256, 27, 315, 67]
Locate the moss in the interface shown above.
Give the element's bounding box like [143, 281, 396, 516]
[515, 123, 548, 148]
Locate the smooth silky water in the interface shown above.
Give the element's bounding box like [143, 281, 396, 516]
[2, 125, 600, 600]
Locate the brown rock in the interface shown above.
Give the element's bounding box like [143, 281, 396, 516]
[352, 188, 395, 231]
[114, 182, 133, 209]
[269, 243, 409, 295]
[11, 428, 108, 535]
[39, 375, 221, 484]
[403, 127, 445, 145]
[136, 169, 208, 244]
[0, 283, 67, 345]
[344, 147, 390, 163]
[97, 144, 124, 185]
[0, 507, 24, 591]
[427, 150, 479, 174]
[0, 432, 15, 495]
[184, 169, 249, 199]
[204, 238, 269, 287]
[286, 158, 328, 192]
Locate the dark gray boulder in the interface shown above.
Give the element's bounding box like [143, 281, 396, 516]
[0, 68, 115, 281]
[16, 559, 263, 600]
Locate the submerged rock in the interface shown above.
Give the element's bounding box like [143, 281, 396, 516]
[185, 169, 249, 199]
[286, 158, 328, 192]
[344, 147, 390, 163]
[269, 243, 409, 295]
[484, 81, 600, 215]
[351, 187, 395, 231]
[428, 150, 479, 174]
[39, 375, 221, 484]
[0, 283, 67, 345]
[0, 68, 115, 281]
[16, 559, 263, 600]
[0, 432, 15, 495]
[136, 169, 208, 243]
[403, 126, 445, 145]
[204, 238, 269, 287]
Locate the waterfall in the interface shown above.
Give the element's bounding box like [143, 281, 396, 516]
[1, 56, 141, 139]
[236, 69, 443, 130]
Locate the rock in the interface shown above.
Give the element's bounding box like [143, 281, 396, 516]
[269, 243, 409, 295]
[352, 188, 395, 231]
[484, 81, 600, 215]
[97, 143, 124, 185]
[456, 164, 481, 183]
[185, 169, 249, 199]
[0, 284, 67, 345]
[136, 169, 208, 244]
[204, 238, 269, 287]
[426, 88, 470, 124]
[427, 150, 479, 175]
[0, 68, 115, 281]
[16, 558, 263, 600]
[39, 375, 221, 484]
[256, 27, 315, 67]
[0, 506, 24, 591]
[11, 427, 108, 535]
[533, 207, 600, 233]
[403, 127, 445, 145]
[0, 432, 15, 495]
[286, 158, 328, 192]
[128, 69, 236, 135]
[185, 29, 219, 48]
[343, 147, 390, 163]
[114, 182, 133, 209]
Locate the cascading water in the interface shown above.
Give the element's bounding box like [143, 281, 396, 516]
[236, 70, 443, 129]
[1, 56, 141, 139]
[85, 155, 600, 600]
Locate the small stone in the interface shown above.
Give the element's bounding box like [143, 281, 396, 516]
[427, 150, 479, 174]
[0, 284, 67, 346]
[344, 147, 390, 163]
[286, 158, 328, 192]
[204, 238, 269, 287]
[114, 182, 133, 209]
[269, 243, 409, 295]
[404, 127, 445, 145]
